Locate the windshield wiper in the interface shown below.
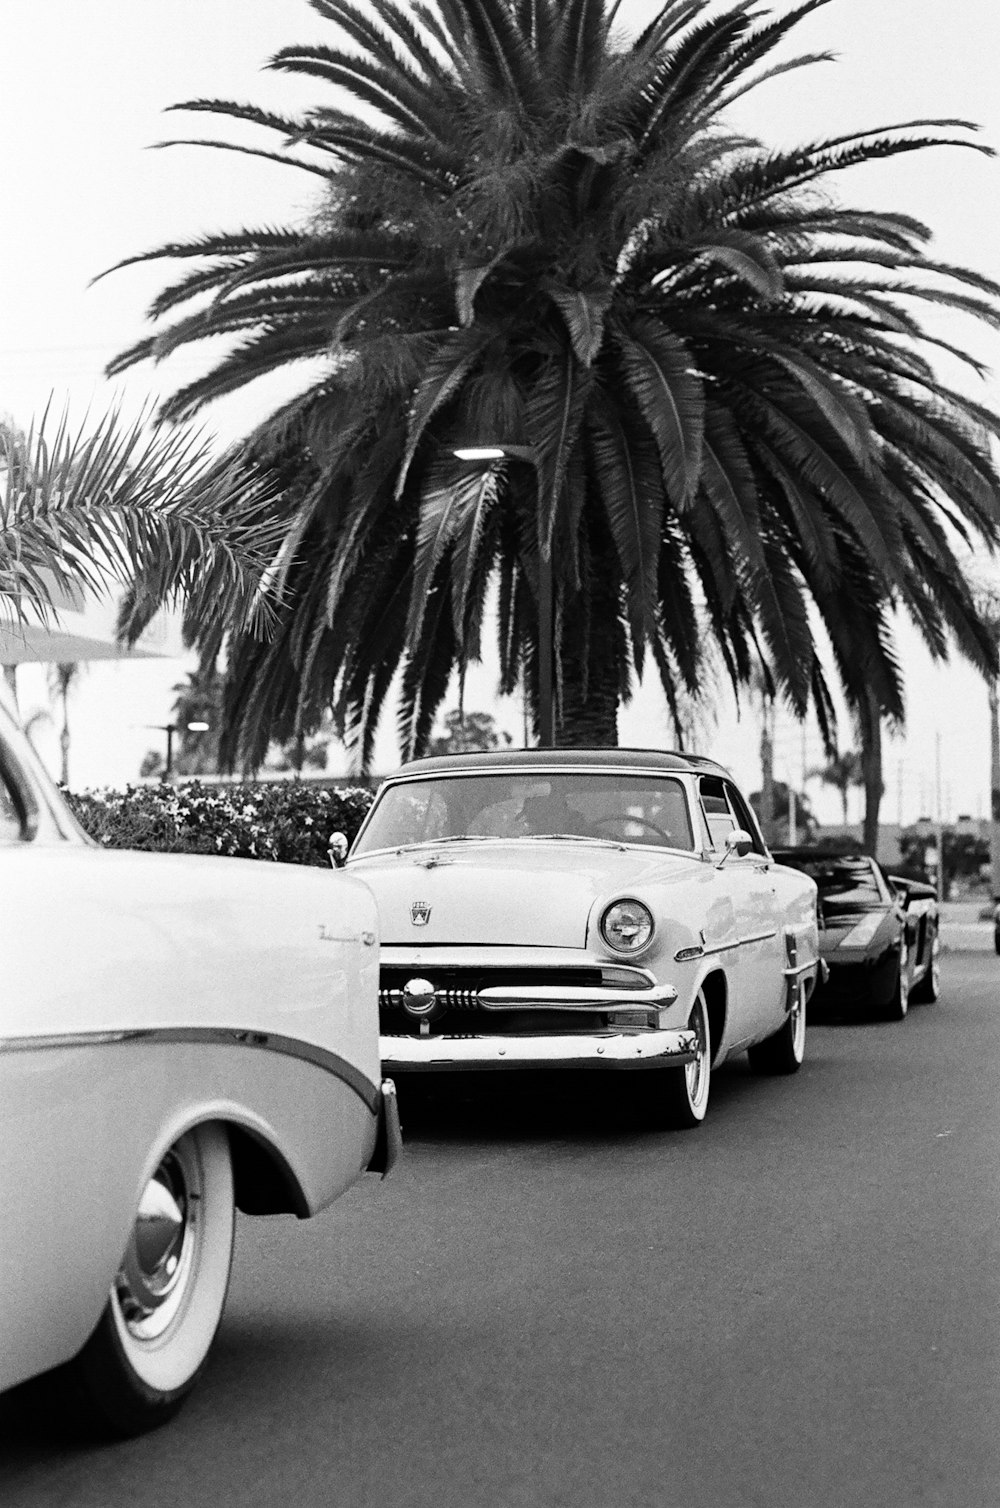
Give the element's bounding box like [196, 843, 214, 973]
[518, 834, 626, 847]
[392, 835, 506, 853]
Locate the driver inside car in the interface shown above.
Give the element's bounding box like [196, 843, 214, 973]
[518, 789, 592, 837]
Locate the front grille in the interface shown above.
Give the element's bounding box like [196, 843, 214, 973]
[378, 963, 648, 1038]
[380, 964, 605, 998]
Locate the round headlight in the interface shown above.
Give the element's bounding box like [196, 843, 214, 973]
[600, 899, 654, 954]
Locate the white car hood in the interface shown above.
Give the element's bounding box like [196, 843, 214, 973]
[348, 841, 701, 946]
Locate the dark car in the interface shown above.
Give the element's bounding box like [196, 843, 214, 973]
[772, 850, 940, 1020]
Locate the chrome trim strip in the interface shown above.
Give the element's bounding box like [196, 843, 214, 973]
[695, 928, 777, 960]
[476, 983, 678, 1011]
[381, 1026, 698, 1073]
[0, 1026, 382, 1116]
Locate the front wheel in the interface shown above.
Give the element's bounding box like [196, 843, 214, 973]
[66, 1123, 235, 1437]
[637, 989, 712, 1130]
[747, 979, 807, 1075]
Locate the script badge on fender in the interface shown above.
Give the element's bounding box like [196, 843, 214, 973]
[410, 900, 431, 926]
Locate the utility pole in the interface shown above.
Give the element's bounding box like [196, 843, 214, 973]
[760, 697, 776, 845]
[989, 679, 1000, 903]
[935, 732, 944, 905]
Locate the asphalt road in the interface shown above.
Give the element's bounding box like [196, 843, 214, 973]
[4, 953, 1000, 1508]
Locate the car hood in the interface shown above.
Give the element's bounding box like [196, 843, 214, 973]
[348, 841, 701, 946]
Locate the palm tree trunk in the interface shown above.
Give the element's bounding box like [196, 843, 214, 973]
[555, 536, 619, 747]
[60, 691, 70, 786]
[556, 602, 619, 745]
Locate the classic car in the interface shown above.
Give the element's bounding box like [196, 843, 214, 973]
[771, 849, 940, 1019]
[0, 683, 400, 1437]
[333, 749, 823, 1129]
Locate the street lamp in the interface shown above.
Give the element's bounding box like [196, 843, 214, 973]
[451, 445, 554, 747]
[145, 721, 210, 780]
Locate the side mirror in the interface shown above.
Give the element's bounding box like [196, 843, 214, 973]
[716, 829, 753, 867]
[328, 831, 349, 869]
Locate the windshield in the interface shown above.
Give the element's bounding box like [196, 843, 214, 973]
[353, 771, 696, 856]
[782, 856, 888, 911]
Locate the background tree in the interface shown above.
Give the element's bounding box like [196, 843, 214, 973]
[427, 708, 513, 756]
[108, 0, 1000, 775]
[750, 780, 817, 845]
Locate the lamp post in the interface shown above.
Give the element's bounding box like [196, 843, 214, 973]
[452, 446, 554, 747]
[146, 721, 210, 780]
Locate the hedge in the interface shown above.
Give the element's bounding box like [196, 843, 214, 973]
[65, 781, 375, 867]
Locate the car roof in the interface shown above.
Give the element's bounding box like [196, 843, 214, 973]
[386, 747, 733, 779]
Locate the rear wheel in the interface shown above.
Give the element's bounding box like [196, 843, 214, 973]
[909, 929, 941, 1004]
[747, 979, 807, 1075]
[881, 945, 910, 1023]
[65, 1123, 235, 1437]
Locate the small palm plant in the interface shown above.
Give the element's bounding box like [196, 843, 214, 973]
[0, 406, 284, 648]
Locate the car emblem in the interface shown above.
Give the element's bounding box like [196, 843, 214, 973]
[410, 900, 431, 926]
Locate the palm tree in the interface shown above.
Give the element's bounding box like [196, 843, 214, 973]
[48, 662, 82, 786]
[169, 662, 224, 775]
[105, 0, 1000, 771]
[811, 748, 864, 827]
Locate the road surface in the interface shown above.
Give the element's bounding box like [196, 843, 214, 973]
[4, 953, 1000, 1508]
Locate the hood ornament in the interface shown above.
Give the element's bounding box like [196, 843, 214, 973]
[410, 900, 431, 926]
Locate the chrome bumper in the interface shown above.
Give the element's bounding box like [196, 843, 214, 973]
[366, 1078, 403, 1178]
[380, 1027, 698, 1073]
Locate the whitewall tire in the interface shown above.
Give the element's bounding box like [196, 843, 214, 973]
[647, 987, 712, 1130]
[748, 981, 807, 1075]
[70, 1122, 235, 1436]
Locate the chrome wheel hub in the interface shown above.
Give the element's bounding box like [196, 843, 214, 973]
[684, 1004, 709, 1104]
[117, 1148, 199, 1340]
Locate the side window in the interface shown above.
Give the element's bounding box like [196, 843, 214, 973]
[698, 776, 737, 850]
[724, 782, 767, 856]
[0, 747, 31, 844]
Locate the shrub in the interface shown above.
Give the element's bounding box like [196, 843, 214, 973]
[65, 781, 374, 866]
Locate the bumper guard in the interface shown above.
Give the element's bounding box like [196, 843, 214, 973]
[366, 1078, 403, 1177]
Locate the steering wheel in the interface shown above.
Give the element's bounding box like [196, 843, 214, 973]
[592, 814, 672, 844]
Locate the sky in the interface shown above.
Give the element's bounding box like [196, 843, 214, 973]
[4, 0, 1000, 823]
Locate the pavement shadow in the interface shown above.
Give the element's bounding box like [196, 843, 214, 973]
[394, 1057, 767, 1144]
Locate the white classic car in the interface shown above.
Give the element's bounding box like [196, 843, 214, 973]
[336, 750, 822, 1128]
[0, 685, 400, 1437]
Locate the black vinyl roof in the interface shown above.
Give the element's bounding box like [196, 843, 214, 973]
[387, 747, 732, 779]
